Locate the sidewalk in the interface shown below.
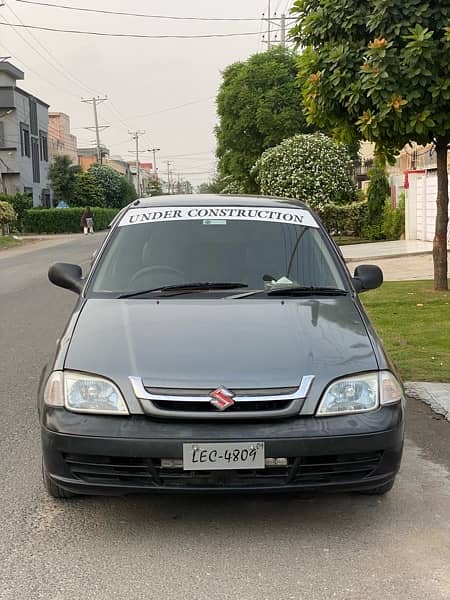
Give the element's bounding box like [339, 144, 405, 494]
[340, 240, 433, 262]
[406, 382, 450, 422]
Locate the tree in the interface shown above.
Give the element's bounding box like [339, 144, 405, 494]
[145, 177, 163, 196]
[256, 133, 357, 209]
[291, 0, 450, 289]
[73, 171, 105, 207]
[48, 155, 80, 204]
[216, 47, 312, 193]
[0, 200, 16, 235]
[88, 165, 125, 208]
[367, 160, 390, 226]
[120, 177, 138, 204]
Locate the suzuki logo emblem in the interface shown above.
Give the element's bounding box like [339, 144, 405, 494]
[209, 386, 235, 411]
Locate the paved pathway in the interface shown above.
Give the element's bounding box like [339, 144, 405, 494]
[406, 382, 450, 422]
[340, 240, 433, 261]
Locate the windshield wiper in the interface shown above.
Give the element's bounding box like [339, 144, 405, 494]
[118, 282, 248, 299]
[267, 286, 348, 297]
[231, 286, 348, 299]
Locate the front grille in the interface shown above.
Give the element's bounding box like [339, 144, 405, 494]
[131, 376, 311, 419]
[144, 386, 298, 397]
[64, 451, 383, 489]
[152, 399, 292, 413]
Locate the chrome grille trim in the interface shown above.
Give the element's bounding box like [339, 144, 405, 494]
[129, 375, 315, 420]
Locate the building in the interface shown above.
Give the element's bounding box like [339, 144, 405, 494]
[129, 160, 154, 196]
[105, 155, 133, 181]
[0, 61, 50, 206]
[48, 112, 78, 164]
[78, 146, 109, 171]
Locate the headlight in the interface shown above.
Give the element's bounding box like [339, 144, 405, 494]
[44, 371, 129, 415]
[316, 371, 403, 416]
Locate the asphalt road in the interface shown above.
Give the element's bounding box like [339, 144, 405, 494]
[1, 235, 450, 600]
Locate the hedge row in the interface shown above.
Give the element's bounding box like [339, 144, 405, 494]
[23, 208, 120, 234]
[316, 201, 368, 237]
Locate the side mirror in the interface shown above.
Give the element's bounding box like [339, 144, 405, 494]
[48, 263, 83, 294]
[353, 264, 383, 293]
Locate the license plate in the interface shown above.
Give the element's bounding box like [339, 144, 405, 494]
[183, 442, 265, 471]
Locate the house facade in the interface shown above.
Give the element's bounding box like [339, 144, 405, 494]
[0, 62, 50, 206]
[48, 112, 78, 164]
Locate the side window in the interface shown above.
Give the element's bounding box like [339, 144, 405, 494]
[39, 131, 48, 162]
[20, 123, 31, 157]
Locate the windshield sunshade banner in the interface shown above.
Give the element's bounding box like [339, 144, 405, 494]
[119, 206, 319, 228]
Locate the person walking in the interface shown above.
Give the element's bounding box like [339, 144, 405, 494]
[81, 207, 94, 235]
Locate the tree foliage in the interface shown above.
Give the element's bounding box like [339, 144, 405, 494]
[216, 47, 312, 193]
[0, 192, 32, 232]
[88, 165, 125, 209]
[256, 133, 357, 209]
[367, 161, 390, 225]
[48, 155, 80, 203]
[290, 0, 450, 288]
[0, 200, 16, 234]
[73, 171, 105, 207]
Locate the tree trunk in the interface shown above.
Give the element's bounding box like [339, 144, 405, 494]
[433, 138, 449, 290]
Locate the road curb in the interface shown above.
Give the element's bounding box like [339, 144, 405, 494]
[405, 381, 450, 422]
[344, 251, 433, 263]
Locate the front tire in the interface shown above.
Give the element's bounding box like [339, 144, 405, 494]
[42, 460, 75, 499]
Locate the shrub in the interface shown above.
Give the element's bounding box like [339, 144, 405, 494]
[383, 193, 405, 240]
[0, 200, 17, 235]
[23, 207, 119, 234]
[256, 133, 357, 209]
[316, 200, 368, 237]
[5, 192, 33, 232]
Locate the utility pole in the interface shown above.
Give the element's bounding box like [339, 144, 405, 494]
[149, 148, 160, 180]
[281, 14, 286, 48]
[261, 3, 290, 49]
[81, 96, 109, 164]
[165, 161, 173, 194]
[129, 130, 146, 197]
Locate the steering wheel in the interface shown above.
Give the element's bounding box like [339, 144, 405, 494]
[129, 265, 185, 288]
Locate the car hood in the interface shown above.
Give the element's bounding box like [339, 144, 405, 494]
[65, 297, 378, 390]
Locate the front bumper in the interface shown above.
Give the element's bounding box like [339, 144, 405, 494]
[42, 405, 404, 495]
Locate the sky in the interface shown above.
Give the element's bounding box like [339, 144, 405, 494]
[0, 0, 294, 187]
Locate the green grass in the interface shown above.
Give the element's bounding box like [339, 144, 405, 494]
[362, 280, 450, 382]
[0, 235, 23, 250]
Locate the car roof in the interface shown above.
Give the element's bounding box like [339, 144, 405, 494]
[128, 194, 310, 211]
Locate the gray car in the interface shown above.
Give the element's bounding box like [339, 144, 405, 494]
[39, 195, 404, 498]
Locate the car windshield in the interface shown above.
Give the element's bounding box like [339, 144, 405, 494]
[90, 207, 346, 296]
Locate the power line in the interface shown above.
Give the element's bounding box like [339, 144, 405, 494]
[0, 21, 266, 39]
[102, 97, 215, 126]
[15, 0, 296, 22]
[0, 18, 82, 99]
[3, 0, 101, 96]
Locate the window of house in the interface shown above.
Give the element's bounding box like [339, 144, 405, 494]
[20, 123, 31, 157]
[39, 131, 48, 162]
[0, 122, 4, 147]
[29, 98, 38, 136]
[31, 137, 40, 183]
